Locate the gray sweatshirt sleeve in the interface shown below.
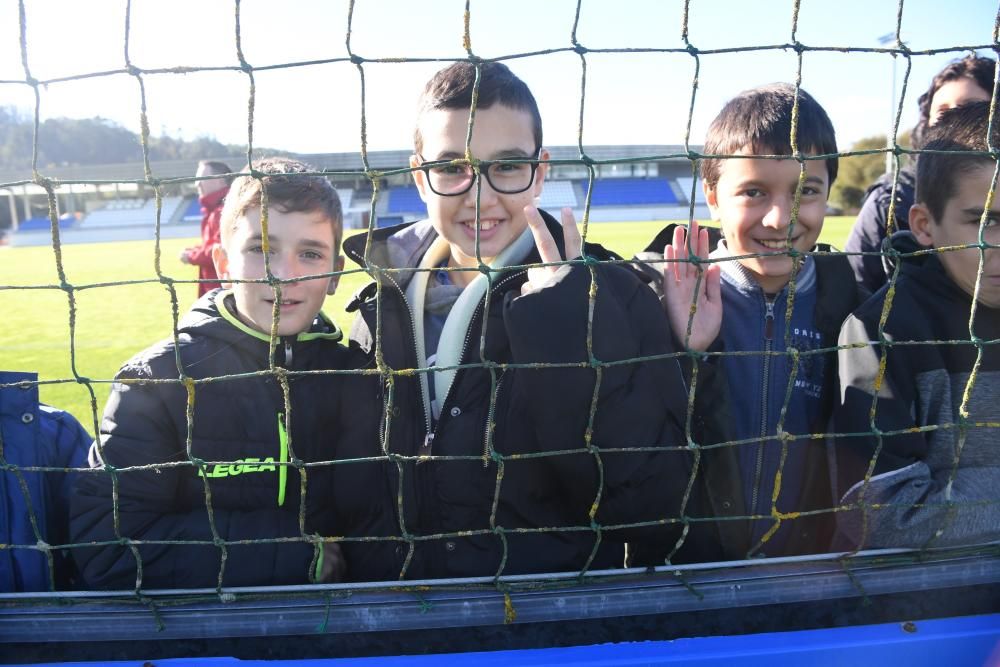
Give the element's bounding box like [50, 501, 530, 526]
[835, 313, 1000, 549]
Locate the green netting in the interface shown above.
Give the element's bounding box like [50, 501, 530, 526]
[1, 0, 999, 626]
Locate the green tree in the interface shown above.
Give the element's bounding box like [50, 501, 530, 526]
[831, 131, 912, 211]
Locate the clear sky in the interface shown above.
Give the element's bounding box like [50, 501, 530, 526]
[0, 0, 996, 156]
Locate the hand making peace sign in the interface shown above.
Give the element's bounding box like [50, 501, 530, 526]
[520, 206, 583, 296]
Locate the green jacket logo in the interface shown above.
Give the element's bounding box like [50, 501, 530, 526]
[195, 414, 290, 508]
[198, 457, 277, 478]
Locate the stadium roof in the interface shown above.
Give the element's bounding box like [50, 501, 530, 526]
[0, 145, 701, 187]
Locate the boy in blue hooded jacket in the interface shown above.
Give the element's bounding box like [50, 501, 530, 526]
[1, 371, 91, 591]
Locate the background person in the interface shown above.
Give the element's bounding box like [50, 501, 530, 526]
[845, 54, 995, 293]
[181, 160, 233, 297]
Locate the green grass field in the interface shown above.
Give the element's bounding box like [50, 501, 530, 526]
[0, 217, 854, 429]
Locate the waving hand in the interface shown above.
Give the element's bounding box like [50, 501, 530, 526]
[662, 220, 722, 351]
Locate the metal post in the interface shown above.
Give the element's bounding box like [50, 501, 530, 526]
[20, 185, 30, 222]
[6, 189, 18, 232]
[878, 32, 898, 176]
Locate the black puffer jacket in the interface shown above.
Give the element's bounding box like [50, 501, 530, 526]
[344, 211, 694, 579]
[70, 290, 395, 589]
[845, 167, 916, 293]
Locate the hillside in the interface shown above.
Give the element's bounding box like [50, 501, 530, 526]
[0, 106, 253, 169]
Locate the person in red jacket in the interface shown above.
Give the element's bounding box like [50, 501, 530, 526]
[180, 160, 232, 297]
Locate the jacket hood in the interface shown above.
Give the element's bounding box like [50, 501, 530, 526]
[863, 166, 916, 203]
[886, 230, 977, 306]
[633, 223, 722, 287]
[343, 220, 441, 292]
[641, 222, 724, 256]
[884, 230, 930, 274]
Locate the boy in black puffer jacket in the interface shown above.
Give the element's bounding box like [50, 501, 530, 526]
[70, 158, 393, 589]
[345, 62, 694, 580]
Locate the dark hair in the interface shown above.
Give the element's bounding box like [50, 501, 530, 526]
[220, 157, 342, 246]
[701, 83, 838, 189]
[912, 54, 995, 148]
[414, 61, 542, 155]
[916, 101, 999, 222]
[198, 160, 234, 184]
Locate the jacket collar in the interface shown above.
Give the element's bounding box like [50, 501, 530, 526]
[890, 231, 980, 308]
[178, 289, 342, 358]
[711, 239, 817, 296]
[199, 186, 229, 210]
[344, 220, 441, 293]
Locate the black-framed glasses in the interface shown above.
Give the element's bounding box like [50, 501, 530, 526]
[415, 150, 541, 196]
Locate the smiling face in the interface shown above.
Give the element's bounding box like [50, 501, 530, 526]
[928, 78, 992, 126]
[212, 206, 343, 336]
[411, 104, 548, 283]
[911, 165, 1000, 308]
[705, 151, 829, 293]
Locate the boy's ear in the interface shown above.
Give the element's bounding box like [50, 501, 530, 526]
[532, 148, 550, 199]
[410, 154, 430, 203]
[326, 254, 345, 295]
[703, 180, 721, 221]
[909, 203, 936, 247]
[212, 244, 232, 287]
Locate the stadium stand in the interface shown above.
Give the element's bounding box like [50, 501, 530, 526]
[180, 190, 353, 223]
[17, 215, 75, 232]
[180, 196, 202, 222]
[158, 196, 185, 224]
[537, 180, 578, 209]
[387, 185, 427, 215]
[78, 199, 146, 229]
[336, 188, 353, 212]
[676, 176, 707, 204]
[579, 177, 679, 206]
[81, 197, 185, 229]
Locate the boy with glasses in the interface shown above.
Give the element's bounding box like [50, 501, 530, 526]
[343, 61, 692, 579]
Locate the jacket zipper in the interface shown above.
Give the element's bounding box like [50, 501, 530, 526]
[276, 412, 289, 507]
[356, 245, 526, 458]
[750, 294, 776, 522]
[276, 339, 293, 507]
[484, 371, 508, 465]
[382, 273, 435, 454]
[421, 270, 524, 457]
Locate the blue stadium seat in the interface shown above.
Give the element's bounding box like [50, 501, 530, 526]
[387, 186, 427, 215]
[579, 178, 678, 206]
[181, 197, 202, 222]
[18, 216, 73, 231]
